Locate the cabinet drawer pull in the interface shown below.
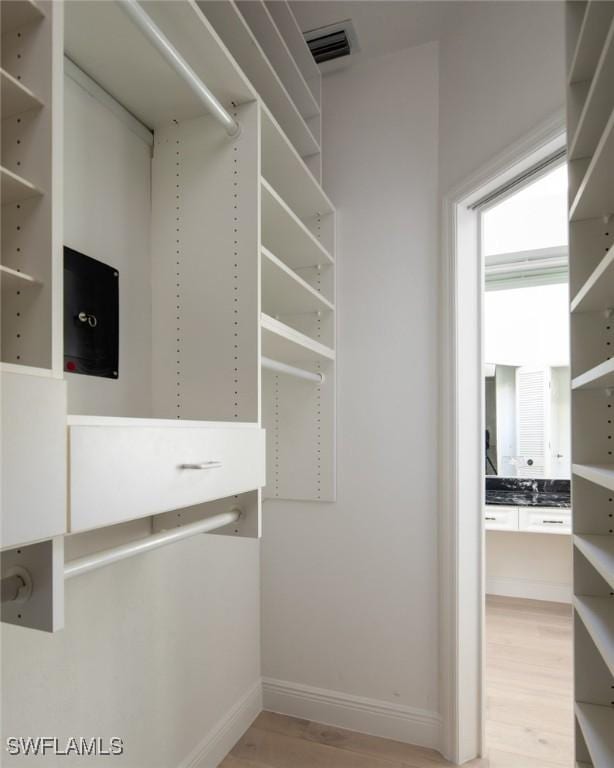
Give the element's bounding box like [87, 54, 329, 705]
[485, 516, 497, 521]
[179, 461, 223, 470]
[542, 519, 564, 524]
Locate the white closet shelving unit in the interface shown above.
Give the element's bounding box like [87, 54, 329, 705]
[1, 0, 336, 631]
[198, 0, 322, 180]
[567, 2, 614, 764]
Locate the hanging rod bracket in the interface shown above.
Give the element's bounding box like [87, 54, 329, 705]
[1, 538, 65, 633]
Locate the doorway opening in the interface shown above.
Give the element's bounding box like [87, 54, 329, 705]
[439, 114, 567, 765]
[480, 163, 574, 767]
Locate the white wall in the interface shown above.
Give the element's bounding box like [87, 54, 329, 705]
[261, 42, 442, 745]
[1, 77, 261, 768]
[486, 531, 573, 603]
[439, 1, 565, 196]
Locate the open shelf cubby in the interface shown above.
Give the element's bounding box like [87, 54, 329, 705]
[236, 0, 319, 122]
[576, 702, 614, 768]
[198, 0, 320, 163]
[569, 1, 614, 85]
[571, 244, 614, 313]
[574, 535, 614, 589]
[1, 0, 56, 372]
[569, 18, 614, 161]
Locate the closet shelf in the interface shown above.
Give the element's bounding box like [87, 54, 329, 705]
[0, 264, 40, 288]
[573, 463, 614, 492]
[572, 358, 614, 390]
[574, 535, 614, 590]
[1, 166, 42, 204]
[261, 312, 334, 365]
[574, 596, 614, 675]
[262, 247, 334, 316]
[261, 106, 333, 220]
[570, 19, 614, 161]
[569, 1, 614, 85]
[199, 0, 319, 159]
[1, 68, 43, 118]
[264, 0, 320, 102]
[569, 105, 614, 221]
[571, 245, 614, 313]
[261, 178, 333, 270]
[67, 414, 258, 429]
[64, 0, 254, 129]
[1, 0, 44, 34]
[575, 702, 614, 768]
[235, 0, 320, 120]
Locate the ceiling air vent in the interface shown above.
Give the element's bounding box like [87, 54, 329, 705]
[305, 21, 357, 65]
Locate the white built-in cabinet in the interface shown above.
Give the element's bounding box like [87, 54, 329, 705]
[484, 505, 572, 534]
[1, 0, 336, 630]
[567, 2, 614, 763]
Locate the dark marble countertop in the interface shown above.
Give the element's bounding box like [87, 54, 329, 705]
[485, 477, 571, 508]
[485, 491, 571, 508]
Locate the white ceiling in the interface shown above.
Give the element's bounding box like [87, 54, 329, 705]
[289, 0, 454, 70]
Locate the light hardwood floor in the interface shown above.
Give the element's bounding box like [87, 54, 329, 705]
[221, 596, 573, 768]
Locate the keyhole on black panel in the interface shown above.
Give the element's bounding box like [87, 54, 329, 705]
[78, 311, 98, 328]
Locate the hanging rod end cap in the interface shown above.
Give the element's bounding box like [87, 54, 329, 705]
[227, 121, 242, 140]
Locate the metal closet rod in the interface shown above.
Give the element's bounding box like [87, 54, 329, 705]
[118, 0, 240, 138]
[261, 356, 324, 383]
[65, 509, 240, 579]
[1, 510, 240, 604]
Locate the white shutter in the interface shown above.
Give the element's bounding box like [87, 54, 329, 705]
[515, 366, 551, 477]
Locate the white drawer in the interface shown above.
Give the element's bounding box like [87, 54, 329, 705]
[69, 421, 265, 532]
[518, 507, 571, 535]
[484, 505, 519, 531]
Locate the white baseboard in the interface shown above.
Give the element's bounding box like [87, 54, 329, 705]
[179, 679, 262, 768]
[262, 677, 441, 751]
[486, 576, 572, 604]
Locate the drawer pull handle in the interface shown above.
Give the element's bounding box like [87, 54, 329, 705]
[543, 519, 564, 524]
[179, 461, 223, 470]
[485, 516, 496, 521]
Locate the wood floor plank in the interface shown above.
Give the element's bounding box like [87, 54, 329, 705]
[485, 720, 573, 766]
[486, 687, 573, 735]
[232, 726, 413, 768]
[487, 639, 571, 669]
[485, 747, 572, 768]
[485, 596, 573, 768]
[303, 721, 471, 768]
[251, 710, 483, 768]
[219, 755, 269, 768]
[486, 595, 571, 616]
[256, 711, 447, 767]
[254, 711, 310, 739]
